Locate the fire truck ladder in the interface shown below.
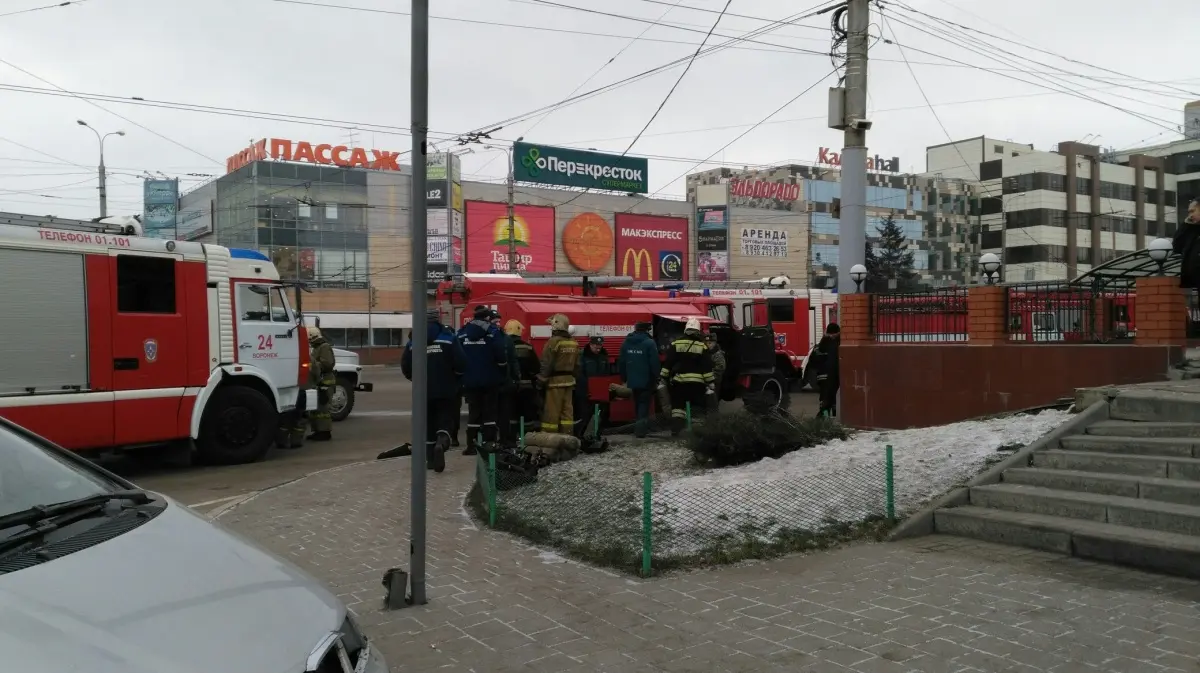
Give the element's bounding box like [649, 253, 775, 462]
[0, 211, 143, 236]
[632, 278, 791, 291]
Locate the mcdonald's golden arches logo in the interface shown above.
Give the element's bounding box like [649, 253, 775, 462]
[621, 248, 654, 279]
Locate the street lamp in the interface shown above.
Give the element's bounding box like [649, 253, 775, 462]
[980, 252, 1001, 285]
[1148, 237, 1173, 275]
[77, 120, 125, 218]
[849, 263, 867, 293]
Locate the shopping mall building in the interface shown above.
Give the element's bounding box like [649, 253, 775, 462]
[175, 136, 994, 357]
[685, 154, 982, 289]
[181, 138, 699, 356]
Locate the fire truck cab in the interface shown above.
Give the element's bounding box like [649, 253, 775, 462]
[0, 217, 309, 465]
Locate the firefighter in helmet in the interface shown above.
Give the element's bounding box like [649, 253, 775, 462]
[504, 319, 542, 437]
[307, 326, 337, 441]
[537, 313, 580, 434]
[661, 317, 714, 435]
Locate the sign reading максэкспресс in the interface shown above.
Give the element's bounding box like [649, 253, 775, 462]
[512, 141, 649, 194]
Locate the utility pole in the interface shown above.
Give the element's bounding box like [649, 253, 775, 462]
[830, 0, 871, 295]
[408, 0, 430, 606]
[506, 145, 518, 271]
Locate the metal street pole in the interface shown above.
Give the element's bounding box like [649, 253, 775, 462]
[77, 120, 124, 219]
[408, 0, 430, 606]
[836, 0, 869, 296]
[506, 146, 518, 272]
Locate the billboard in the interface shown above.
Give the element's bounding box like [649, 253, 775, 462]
[614, 213, 688, 281]
[465, 200, 556, 272]
[427, 210, 449, 236]
[696, 206, 728, 251]
[428, 237, 450, 264]
[513, 141, 649, 193]
[697, 251, 729, 281]
[740, 227, 789, 257]
[142, 179, 179, 240]
[561, 211, 615, 273]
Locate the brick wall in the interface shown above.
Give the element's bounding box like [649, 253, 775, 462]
[837, 281, 1187, 429]
[1134, 277, 1186, 345]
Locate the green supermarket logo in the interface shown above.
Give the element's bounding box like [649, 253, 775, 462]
[521, 147, 543, 177]
[518, 145, 644, 184]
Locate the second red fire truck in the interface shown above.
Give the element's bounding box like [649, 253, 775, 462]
[0, 215, 312, 464]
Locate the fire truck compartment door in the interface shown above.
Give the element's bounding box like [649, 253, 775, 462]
[739, 300, 775, 374]
[110, 253, 190, 445]
[234, 282, 300, 394]
[0, 247, 112, 449]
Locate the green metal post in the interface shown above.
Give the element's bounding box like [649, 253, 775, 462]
[885, 444, 895, 520]
[519, 416, 525, 448]
[592, 404, 600, 437]
[641, 472, 652, 577]
[487, 452, 497, 527]
[685, 402, 692, 431]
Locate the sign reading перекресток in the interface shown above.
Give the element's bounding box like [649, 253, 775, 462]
[512, 141, 648, 194]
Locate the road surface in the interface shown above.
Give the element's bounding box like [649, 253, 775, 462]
[111, 367, 819, 514]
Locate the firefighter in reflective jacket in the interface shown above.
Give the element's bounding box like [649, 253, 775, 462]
[307, 326, 337, 441]
[537, 313, 580, 434]
[505, 319, 542, 436]
[660, 317, 714, 435]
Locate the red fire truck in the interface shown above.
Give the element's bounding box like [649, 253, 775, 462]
[0, 216, 311, 464]
[635, 281, 840, 390]
[436, 274, 789, 414]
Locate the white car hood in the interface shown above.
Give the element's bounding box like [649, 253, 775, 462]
[0, 498, 344, 673]
[332, 348, 359, 367]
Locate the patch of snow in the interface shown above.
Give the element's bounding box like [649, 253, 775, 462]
[653, 409, 1070, 551]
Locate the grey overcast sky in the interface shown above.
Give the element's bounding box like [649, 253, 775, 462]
[0, 0, 1194, 220]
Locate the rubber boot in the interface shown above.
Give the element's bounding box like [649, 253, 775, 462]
[306, 431, 332, 442]
[432, 434, 449, 473]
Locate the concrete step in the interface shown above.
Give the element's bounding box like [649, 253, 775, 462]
[1086, 420, 1200, 438]
[1003, 467, 1200, 507]
[969, 483, 1200, 537]
[933, 506, 1200, 579]
[1110, 390, 1200, 423]
[1058, 434, 1200, 458]
[1032, 449, 1200, 481]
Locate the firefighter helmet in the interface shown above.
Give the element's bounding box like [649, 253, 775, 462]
[548, 313, 570, 331]
[684, 317, 701, 332]
[504, 319, 524, 337]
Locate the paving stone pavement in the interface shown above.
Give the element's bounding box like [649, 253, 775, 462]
[217, 454, 1200, 673]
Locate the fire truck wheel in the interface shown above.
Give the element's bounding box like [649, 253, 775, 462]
[746, 373, 791, 412]
[196, 385, 276, 465]
[330, 376, 356, 422]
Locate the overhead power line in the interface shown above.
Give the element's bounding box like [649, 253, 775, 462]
[877, 13, 1182, 135]
[622, 0, 732, 155]
[893, 0, 1200, 100]
[883, 2, 1189, 113]
[0, 0, 89, 19]
[619, 66, 839, 211]
[0, 55, 223, 166]
[473, 0, 692, 177]
[458, 0, 842, 136]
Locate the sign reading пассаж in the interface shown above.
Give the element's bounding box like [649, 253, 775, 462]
[513, 141, 648, 194]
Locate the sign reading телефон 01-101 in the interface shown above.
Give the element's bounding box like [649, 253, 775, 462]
[512, 141, 648, 194]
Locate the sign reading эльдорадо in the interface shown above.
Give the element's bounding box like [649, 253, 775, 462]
[513, 141, 648, 194]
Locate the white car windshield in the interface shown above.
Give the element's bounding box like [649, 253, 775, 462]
[0, 422, 119, 531]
